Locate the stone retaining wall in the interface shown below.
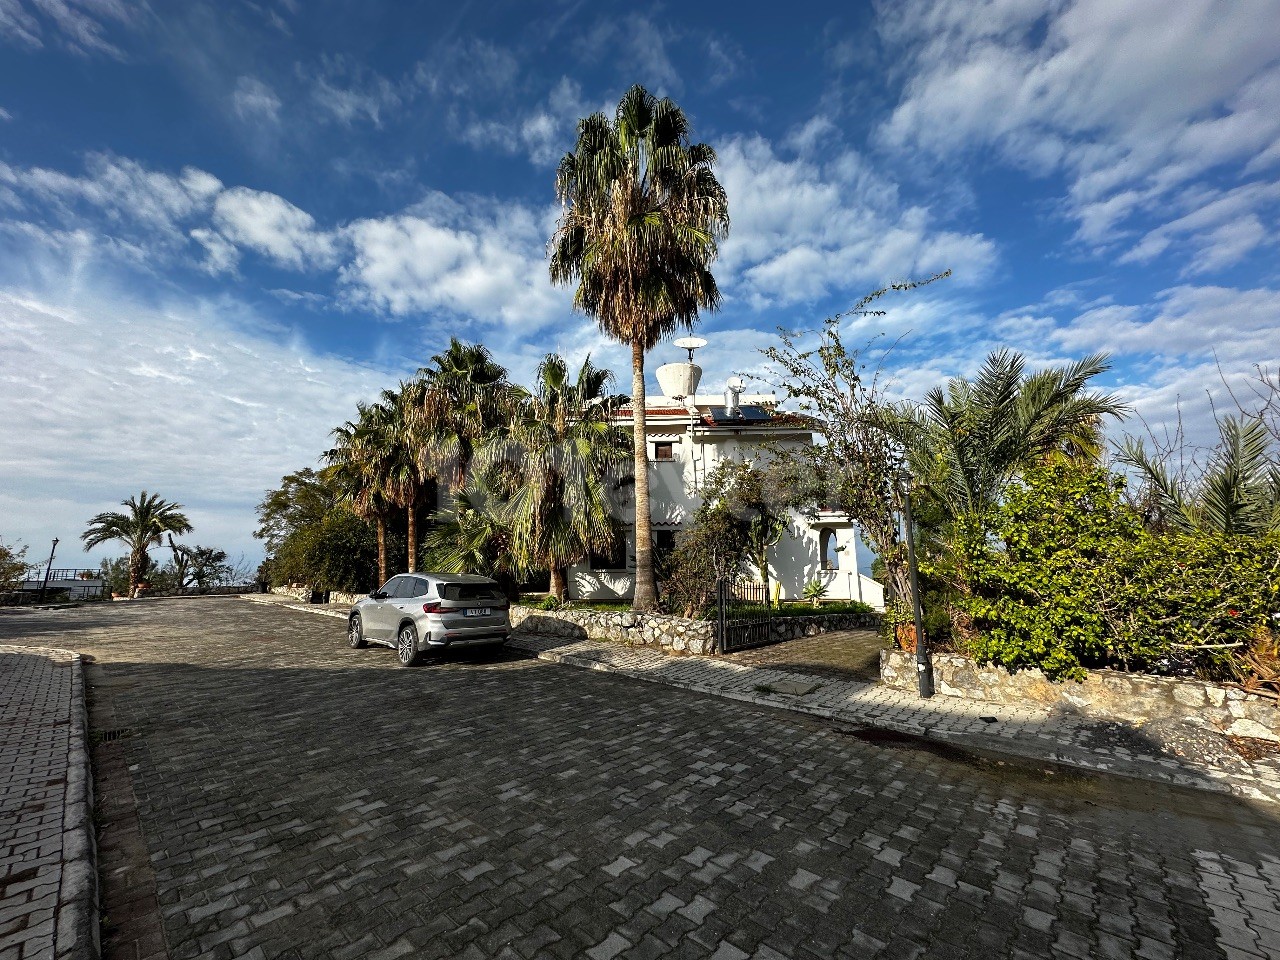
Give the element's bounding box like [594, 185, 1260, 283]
[881, 649, 1280, 741]
[270, 587, 365, 606]
[510, 606, 718, 655]
[510, 606, 881, 656]
[747, 612, 880, 643]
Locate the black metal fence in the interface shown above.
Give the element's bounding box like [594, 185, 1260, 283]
[715, 578, 775, 653]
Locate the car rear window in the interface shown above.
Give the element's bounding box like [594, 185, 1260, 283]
[441, 583, 504, 602]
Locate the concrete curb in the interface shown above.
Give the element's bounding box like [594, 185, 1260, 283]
[55, 653, 100, 960]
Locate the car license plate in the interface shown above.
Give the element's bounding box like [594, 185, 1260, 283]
[464, 607, 491, 617]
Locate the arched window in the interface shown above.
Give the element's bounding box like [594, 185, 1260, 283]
[820, 528, 839, 571]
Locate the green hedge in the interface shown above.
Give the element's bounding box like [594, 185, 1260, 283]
[958, 464, 1280, 681]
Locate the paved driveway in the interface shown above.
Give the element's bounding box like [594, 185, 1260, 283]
[2, 599, 1280, 960]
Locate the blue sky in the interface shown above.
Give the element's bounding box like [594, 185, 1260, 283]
[2, 0, 1279, 567]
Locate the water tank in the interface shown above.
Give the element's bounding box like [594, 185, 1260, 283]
[655, 362, 702, 399]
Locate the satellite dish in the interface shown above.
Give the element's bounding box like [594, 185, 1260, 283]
[726, 375, 745, 392]
[673, 336, 708, 361]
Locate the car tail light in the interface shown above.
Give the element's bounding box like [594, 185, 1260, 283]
[422, 602, 442, 614]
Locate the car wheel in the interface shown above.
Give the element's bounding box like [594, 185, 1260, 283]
[349, 614, 367, 649]
[397, 622, 420, 667]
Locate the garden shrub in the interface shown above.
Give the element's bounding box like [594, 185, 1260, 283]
[959, 464, 1280, 681]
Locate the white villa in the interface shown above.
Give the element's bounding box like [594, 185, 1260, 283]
[567, 351, 886, 609]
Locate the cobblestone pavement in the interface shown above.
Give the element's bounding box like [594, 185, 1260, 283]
[720, 630, 885, 682]
[0, 645, 96, 960]
[243, 595, 1280, 804]
[4, 600, 1280, 959]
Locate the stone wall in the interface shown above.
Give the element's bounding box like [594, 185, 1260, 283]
[881, 649, 1280, 741]
[746, 612, 880, 643]
[271, 586, 311, 601]
[509, 606, 880, 656]
[510, 605, 717, 655]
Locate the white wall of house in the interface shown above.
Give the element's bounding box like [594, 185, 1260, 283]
[567, 391, 887, 610]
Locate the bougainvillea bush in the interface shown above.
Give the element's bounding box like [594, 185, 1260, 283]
[957, 464, 1280, 682]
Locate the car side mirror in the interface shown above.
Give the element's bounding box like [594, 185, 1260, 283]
[370, 590, 388, 600]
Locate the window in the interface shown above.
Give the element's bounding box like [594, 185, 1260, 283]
[388, 577, 416, 598]
[589, 536, 627, 571]
[409, 577, 432, 598]
[820, 528, 840, 571]
[653, 441, 675, 461]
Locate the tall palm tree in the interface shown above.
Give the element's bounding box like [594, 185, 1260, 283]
[480, 354, 629, 600]
[1119, 415, 1280, 536]
[368, 383, 431, 572]
[324, 406, 394, 585]
[418, 339, 511, 492]
[550, 84, 729, 611]
[82, 491, 192, 597]
[890, 350, 1127, 523]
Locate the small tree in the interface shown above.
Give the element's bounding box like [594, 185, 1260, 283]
[0, 537, 31, 592]
[701, 459, 791, 605]
[661, 501, 749, 618]
[760, 277, 948, 608]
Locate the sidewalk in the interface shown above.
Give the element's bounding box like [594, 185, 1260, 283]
[0, 645, 98, 960]
[241, 593, 1280, 805]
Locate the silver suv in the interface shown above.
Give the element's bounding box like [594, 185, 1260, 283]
[348, 573, 510, 667]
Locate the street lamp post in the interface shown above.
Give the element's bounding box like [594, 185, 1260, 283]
[38, 538, 59, 603]
[902, 486, 933, 698]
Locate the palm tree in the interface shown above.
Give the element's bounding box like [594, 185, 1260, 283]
[367, 384, 431, 572]
[82, 492, 192, 597]
[1118, 415, 1280, 536]
[418, 339, 511, 492]
[550, 84, 729, 611]
[324, 407, 395, 585]
[890, 350, 1127, 523]
[480, 354, 629, 600]
[423, 480, 527, 598]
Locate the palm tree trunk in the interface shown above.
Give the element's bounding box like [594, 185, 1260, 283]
[630, 340, 658, 611]
[128, 548, 147, 599]
[550, 566, 568, 602]
[376, 514, 388, 586]
[406, 495, 418, 573]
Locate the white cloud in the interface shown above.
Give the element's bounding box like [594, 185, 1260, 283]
[308, 55, 402, 127]
[460, 77, 594, 166]
[212, 187, 338, 270]
[0, 0, 139, 57]
[0, 105, 11, 121]
[876, 0, 1280, 259]
[1057, 284, 1280, 365]
[413, 37, 519, 98]
[189, 227, 240, 275]
[232, 76, 281, 124]
[717, 133, 996, 306]
[0, 154, 222, 251]
[1120, 181, 1280, 275]
[340, 191, 566, 324]
[0, 286, 402, 564]
[575, 14, 682, 93]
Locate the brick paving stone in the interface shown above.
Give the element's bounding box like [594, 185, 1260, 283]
[720, 629, 885, 681]
[2, 597, 1280, 959]
[0, 644, 95, 960]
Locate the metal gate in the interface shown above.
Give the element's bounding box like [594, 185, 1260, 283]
[715, 578, 774, 653]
